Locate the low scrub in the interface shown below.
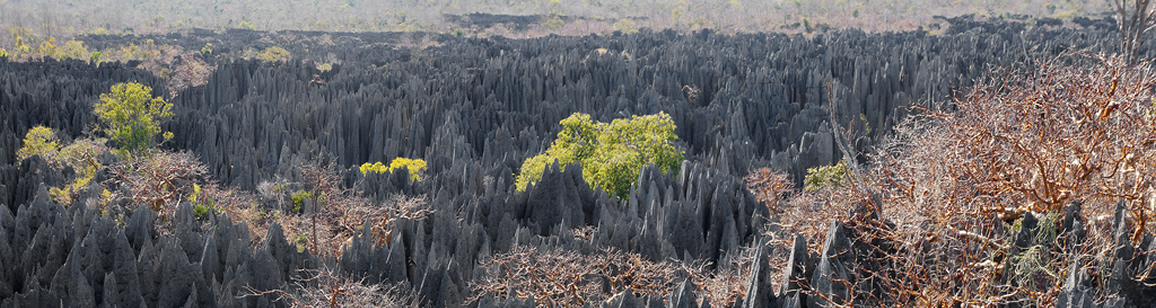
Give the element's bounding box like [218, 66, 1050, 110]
[747, 55, 1156, 305]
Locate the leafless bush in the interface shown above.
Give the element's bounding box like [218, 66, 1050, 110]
[196, 183, 269, 245]
[683, 246, 756, 307]
[896, 55, 1156, 220]
[274, 160, 433, 257]
[167, 52, 215, 97]
[108, 151, 208, 221]
[745, 55, 1156, 306]
[470, 246, 682, 307]
[744, 168, 793, 212]
[299, 159, 345, 207]
[570, 226, 597, 242]
[865, 54, 1156, 305]
[1113, 0, 1156, 65]
[243, 268, 417, 308]
[371, 195, 433, 247]
[751, 168, 863, 254]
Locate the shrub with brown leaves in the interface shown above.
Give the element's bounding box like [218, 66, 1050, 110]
[746, 55, 1156, 306]
[744, 168, 794, 212]
[867, 55, 1156, 305]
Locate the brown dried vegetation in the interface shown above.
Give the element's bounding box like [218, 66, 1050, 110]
[682, 248, 756, 307]
[98, 153, 429, 305]
[242, 268, 417, 308]
[272, 160, 433, 257]
[747, 55, 1156, 306]
[108, 151, 208, 220]
[471, 246, 683, 307]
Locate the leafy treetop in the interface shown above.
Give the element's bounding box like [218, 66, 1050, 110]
[515, 112, 683, 199]
[16, 126, 59, 161]
[94, 82, 174, 153]
[359, 157, 428, 182]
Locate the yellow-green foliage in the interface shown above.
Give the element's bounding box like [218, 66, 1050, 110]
[255, 46, 291, 62]
[56, 39, 90, 60]
[58, 137, 109, 178]
[190, 184, 221, 219]
[1, 31, 90, 61]
[115, 40, 159, 62]
[613, 19, 639, 34]
[290, 189, 313, 213]
[94, 82, 174, 153]
[49, 176, 91, 205]
[543, 15, 566, 30]
[188, 183, 203, 204]
[803, 160, 847, 191]
[239, 20, 257, 30]
[515, 112, 683, 199]
[16, 126, 60, 161]
[89, 51, 102, 64]
[359, 157, 428, 182]
[29, 136, 110, 205]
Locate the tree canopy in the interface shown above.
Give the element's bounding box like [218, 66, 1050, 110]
[515, 112, 684, 199]
[94, 82, 173, 153]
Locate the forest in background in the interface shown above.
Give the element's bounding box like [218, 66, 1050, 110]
[0, 0, 1111, 45]
[2, 0, 1156, 307]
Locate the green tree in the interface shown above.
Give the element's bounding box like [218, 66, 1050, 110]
[17, 127, 110, 205]
[16, 126, 60, 161]
[255, 46, 291, 62]
[515, 112, 683, 199]
[94, 82, 174, 153]
[359, 157, 428, 182]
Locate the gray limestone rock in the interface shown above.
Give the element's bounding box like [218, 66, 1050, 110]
[739, 240, 777, 308]
[667, 279, 698, 308]
[809, 221, 853, 307]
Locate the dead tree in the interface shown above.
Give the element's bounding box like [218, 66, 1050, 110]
[1113, 0, 1156, 65]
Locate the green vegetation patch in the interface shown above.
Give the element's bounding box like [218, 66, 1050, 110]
[803, 160, 847, 191]
[94, 82, 174, 154]
[515, 112, 683, 199]
[359, 157, 428, 182]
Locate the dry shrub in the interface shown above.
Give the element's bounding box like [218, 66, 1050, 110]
[746, 55, 1156, 306]
[277, 160, 433, 257]
[753, 166, 864, 275]
[868, 54, 1156, 305]
[243, 268, 417, 308]
[102, 41, 215, 96]
[167, 52, 215, 96]
[109, 151, 208, 221]
[892, 55, 1156, 220]
[683, 246, 756, 307]
[195, 183, 269, 245]
[744, 168, 793, 211]
[471, 246, 681, 307]
[472, 235, 755, 307]
[570, 225, 597, 242]
[370, 195, 434, 247]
